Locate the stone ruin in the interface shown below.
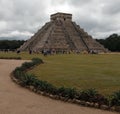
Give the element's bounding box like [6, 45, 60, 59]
[19, 12, 108, 53]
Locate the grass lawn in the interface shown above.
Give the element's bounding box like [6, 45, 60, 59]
[0, 52, 42, 60]
[29, 53, 120, 95]
[0, 52, 120, 95]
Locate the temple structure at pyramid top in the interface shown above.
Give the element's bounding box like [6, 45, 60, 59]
[19, 12, 108, 53]
[51, 12, 72, 21]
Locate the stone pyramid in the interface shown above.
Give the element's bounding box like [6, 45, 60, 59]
[20, 12, 107, 53]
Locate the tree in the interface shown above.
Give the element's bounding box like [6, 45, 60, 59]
[0, 40, 25, 50]
[96, 34, 120, 52]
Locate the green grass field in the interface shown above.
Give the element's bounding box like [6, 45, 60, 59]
[0, 52, 120, 95]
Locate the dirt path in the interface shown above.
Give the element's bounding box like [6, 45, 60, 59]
[0, 59, 118, 114]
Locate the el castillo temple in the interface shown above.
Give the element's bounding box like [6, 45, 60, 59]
[20, 12, 107, 53]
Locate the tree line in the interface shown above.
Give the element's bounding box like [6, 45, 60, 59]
[0, 40, 25, 51]
[96, 33, 120, 52]
[0, 33, 120, 52]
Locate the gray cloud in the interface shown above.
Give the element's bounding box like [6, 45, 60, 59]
[70, 0, 120, 38]
[101, 0, 120, 15]
[0, 0, 48, 40]
[0, 0, 120, 40]
[68, 0, 93, 6]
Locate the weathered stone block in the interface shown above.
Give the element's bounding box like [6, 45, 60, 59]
[94, 103, 99, 108]
[100, 105, 109, 110]
[29, 85, 34, 91]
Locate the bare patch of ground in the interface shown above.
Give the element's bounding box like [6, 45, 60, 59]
[0, 59, 118, 114]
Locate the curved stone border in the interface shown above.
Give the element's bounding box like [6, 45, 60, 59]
[10, 59, 120, 113]
[11, 74, 120, 113]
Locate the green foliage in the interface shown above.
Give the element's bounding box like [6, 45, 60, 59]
[32, 58, 43, 65]
[22, 62, 34, 70]
[13, 58, 43, 79]
[32, 79, 56, 94]
[13, 69, 24, 79]
[57, 87, 77, 99]
[20, 74, 36, 86]
[76, 89, 107, 104]
[20, 58, 43, 71]
[97, 33, 120, 52]
[110, 90, 120, 106]
[78, 89, 98, 102]
[0, 40, 25, 50]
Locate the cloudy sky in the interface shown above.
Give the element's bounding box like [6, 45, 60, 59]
[0, 0, 120, 40]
